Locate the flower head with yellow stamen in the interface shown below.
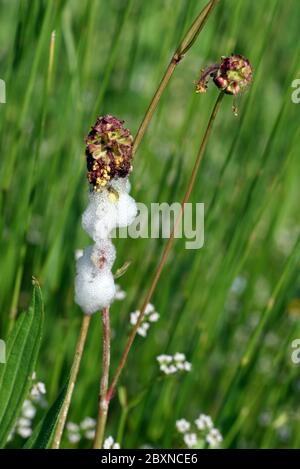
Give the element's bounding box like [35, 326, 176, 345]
[85, 115, 133, 191]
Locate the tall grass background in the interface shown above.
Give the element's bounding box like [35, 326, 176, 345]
[0, 0, 300, 448]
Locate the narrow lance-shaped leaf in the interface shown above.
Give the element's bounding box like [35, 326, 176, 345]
[0, 279, 44, 447]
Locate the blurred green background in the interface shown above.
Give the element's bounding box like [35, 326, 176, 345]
[1, 0, 300, 448]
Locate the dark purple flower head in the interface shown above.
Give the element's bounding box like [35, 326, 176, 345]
[196, 54, 253, 96]
[85, 115, 133, 191]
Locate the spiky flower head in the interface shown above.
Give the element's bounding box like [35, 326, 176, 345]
[85, 115, 133, 191]
[196, 54, 253, 96]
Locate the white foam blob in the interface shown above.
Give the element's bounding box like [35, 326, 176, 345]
[91, 239, 116, 271]
[76, 177, 136, 314]
[81, 180, 137, 242]
[75, 246, 116, 314]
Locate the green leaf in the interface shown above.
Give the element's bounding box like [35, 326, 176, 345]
[24, 379, 69, 449]
[0, 279, 44, 447]
[114, 260, 131, 279]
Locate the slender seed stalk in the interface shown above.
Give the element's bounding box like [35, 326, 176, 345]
[132, 0, 220, 155]
[132, 61, 177, 155]
[93, 307, 111, 449]
[52, 314, 91, 449]
[107, 92, 224, 403]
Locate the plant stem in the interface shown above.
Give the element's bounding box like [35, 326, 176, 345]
[93, 306, 111, 449]
[107, 92, 224, 402]
[90, 0, 221, 447]
[132, 0, 219, 155]
[51, 314, 91, 449]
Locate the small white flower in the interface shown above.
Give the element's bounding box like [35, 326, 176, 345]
[145, 303, 155, 315]
[174, 352, 186, 362]
[130, 311, 139, 325]
[30, 387, 38, 398]
[31, 381, 46, 399]
[103, 436, 114, 449]
[36, 382, 46, 394]
[18, 418, 32, 428]
[68, 432, 81, 444]
[175, 362, 185, 370]
[17, 427, 32, 439]
[157, 354, 173, 364]
[67, 422, 80, 433]
[103, 436, 120, 449]
[176, 419, 191, 433]
[80, 417, 96, 430]
[195, 414, 213, 431]
[159, 364, 170, 374]
[160, 364, 178, 374]
[183, 361, 192, 372]
[85, 429, 96, 440]
[206, 428, 223, 447]
[168, 364, 178, 374]
[148, 312, 159, 322]
[137, 322, 150, 337]
[22, 400, 36, 419]
[184, 432, 197, 448]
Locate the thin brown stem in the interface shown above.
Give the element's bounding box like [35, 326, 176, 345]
[132, 0, 220, 156]
[133, 60, 176, 155]
[52, 314, 91, 449]
[93, 307, 111, 449]
[107, 92, 224, 401]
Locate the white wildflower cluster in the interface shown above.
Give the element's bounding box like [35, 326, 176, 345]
[10, 401, 36, 440]
[66, 417, 96, 444]
[176, 418, 191, 433]
[30, 381, 47, 404]
[75, 178, 137, 314]
[157, 352, 192, 375]
[130, 303, 159, 337]
[103, 436, 120, 449]
[206, 428, 223, 446]
[8, 374, 47, 442]
[176, 413, 223, 448]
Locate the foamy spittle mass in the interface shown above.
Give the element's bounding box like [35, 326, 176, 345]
[75, 116, 137, 314]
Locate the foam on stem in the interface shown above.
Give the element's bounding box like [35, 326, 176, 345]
[75, 177, 137, 314]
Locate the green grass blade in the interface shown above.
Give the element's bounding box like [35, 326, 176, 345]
[24, 379, 69, 449]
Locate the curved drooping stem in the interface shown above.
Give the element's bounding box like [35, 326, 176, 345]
[52, 314, 91, 449]
[93, 307, 111, 449]
[107, 93, 224, 402]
